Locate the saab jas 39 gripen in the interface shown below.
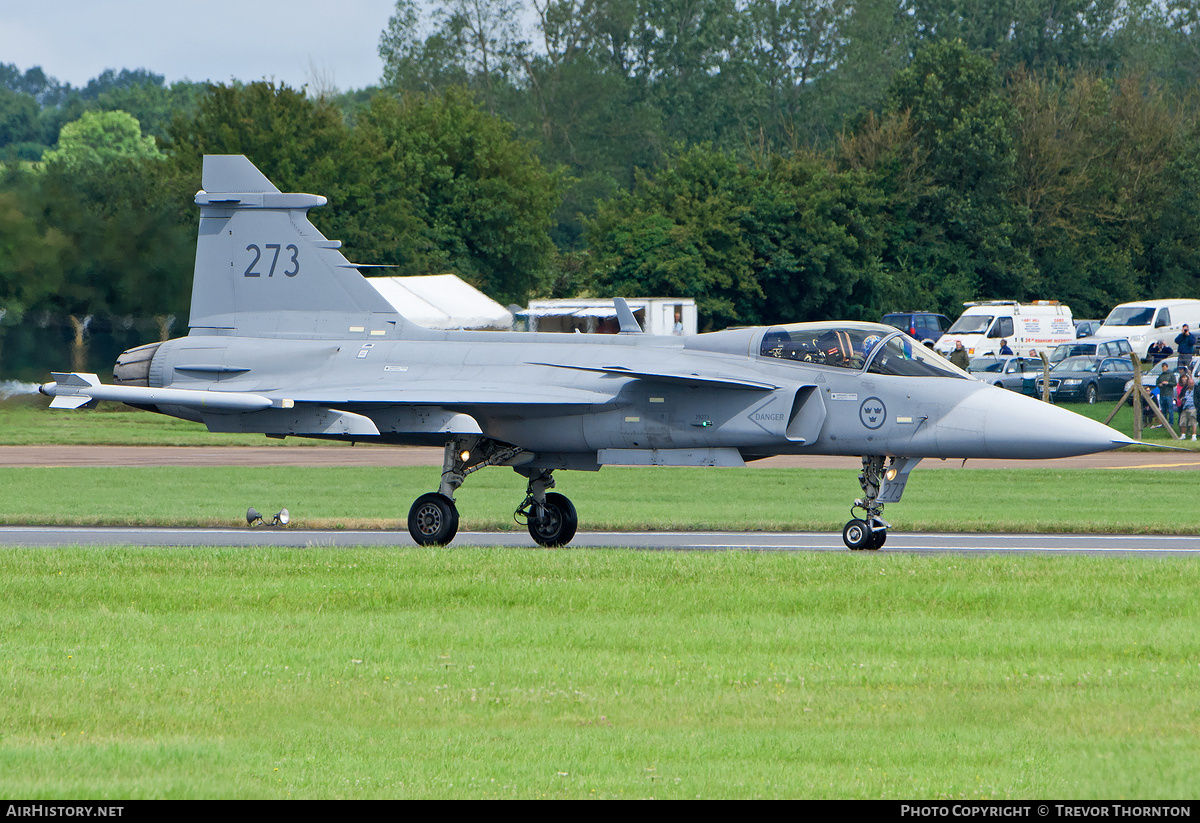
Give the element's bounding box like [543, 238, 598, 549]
[40, 156, 1134, 550]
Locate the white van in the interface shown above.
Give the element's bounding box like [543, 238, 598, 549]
[935, 301, 1075, 358]
[1091, 299, 1200, 359]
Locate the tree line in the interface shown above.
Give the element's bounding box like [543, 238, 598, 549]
[4, 0, 1200, 376]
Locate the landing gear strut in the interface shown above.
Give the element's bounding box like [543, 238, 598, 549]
[406, 438, 578, 548]
[843, 455, 891, 551]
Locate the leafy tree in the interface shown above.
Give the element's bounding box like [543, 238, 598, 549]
[380, 0, 526, 112]
[380, 0, 473, 94]
[881, 40, 1033, 308]
[0, 88, 41, 155]
[0, 63, 68, 106]
[0, 186, 70, 327]
[742, 0, 854, 143]
[168, 82, 557, 305]
[747, 153, 884, 324]
[586, 145, 761, 328]
[804, 0, 916, 142]
[586, 143, 883, 329]
[356, 87, 559, 304]
[89, 77, 205, 142]
[164, 81, 367, 251]
[1010, 69, 1196, 316]
[42, 110, 164, 174]
[907, 0, 1135, 73]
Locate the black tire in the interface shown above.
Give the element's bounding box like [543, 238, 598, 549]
[842, 519, 872, 551]
[869, 530, 887, 550]
[408, 492, 459, 545]
[528, 492, 578, 547]
[1085, 383, 1098, 404]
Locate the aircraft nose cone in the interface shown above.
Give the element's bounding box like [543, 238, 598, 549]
[979, 386, 1135, 458]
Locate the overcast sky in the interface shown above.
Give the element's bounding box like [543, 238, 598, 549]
[1, 0, 401, 93]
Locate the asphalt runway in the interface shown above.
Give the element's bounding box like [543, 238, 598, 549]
[3, 526, 1198, 555]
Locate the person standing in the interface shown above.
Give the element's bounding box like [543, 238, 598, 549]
[1154, 362, 1178, 429]
[1175, 325, 1195, 368]
[949, 340, 970, 370]
[1177, 372, 1197, 441]
[998, 339, 1014, 355]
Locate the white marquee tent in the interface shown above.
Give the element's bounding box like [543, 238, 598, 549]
[366, 274, 513, 330]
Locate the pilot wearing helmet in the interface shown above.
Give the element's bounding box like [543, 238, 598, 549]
[861, 334, 881, 365]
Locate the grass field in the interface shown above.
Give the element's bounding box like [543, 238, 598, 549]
[3, 396, 1198, 799]
[2, 548, 1197, 799]
[0, 463, 1198, 534]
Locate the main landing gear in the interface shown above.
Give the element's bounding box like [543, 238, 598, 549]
[842, 455, 891, 551]
[406, 437, 578, 548]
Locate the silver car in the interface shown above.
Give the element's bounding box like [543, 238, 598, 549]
[1049, 338, 1133, 364]
[968, 355, 1047, 391]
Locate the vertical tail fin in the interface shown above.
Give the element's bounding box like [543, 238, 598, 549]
[189, 155, 423, 339]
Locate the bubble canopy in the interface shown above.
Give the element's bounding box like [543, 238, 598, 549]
[758, 323, 969, 378]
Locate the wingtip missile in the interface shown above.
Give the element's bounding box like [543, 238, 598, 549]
[40, 373, 277, 412]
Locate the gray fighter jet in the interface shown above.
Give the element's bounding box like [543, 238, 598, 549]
[40, 156, 1134, 550]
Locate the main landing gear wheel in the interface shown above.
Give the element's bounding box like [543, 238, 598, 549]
[408, 492, 459, 546]
[527, 492, 577, 548]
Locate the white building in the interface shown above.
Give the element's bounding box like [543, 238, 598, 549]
[518, 298, 698, 336]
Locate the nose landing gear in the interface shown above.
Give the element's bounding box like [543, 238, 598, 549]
[841, 455, 920, 551]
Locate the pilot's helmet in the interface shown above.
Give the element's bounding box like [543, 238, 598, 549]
[862, 335, 881, 357]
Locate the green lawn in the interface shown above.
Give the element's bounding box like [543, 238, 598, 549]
[0, 463, 1195, 533]
[1, 548, 1196, 799]
[2, 397, 1197, 800]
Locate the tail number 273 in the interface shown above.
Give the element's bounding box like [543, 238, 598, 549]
[244, 244, 299, 277]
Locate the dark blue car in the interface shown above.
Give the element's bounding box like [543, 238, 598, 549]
[882, 312, 951, 344]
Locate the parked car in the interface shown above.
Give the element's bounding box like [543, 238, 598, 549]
[1075, 319, 1102, 338]
[881, 311, 951, 344]
[1027, 356, 1135, 404]
[967, 355, 1046, 391]
[1048, 338, 1132, 363]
